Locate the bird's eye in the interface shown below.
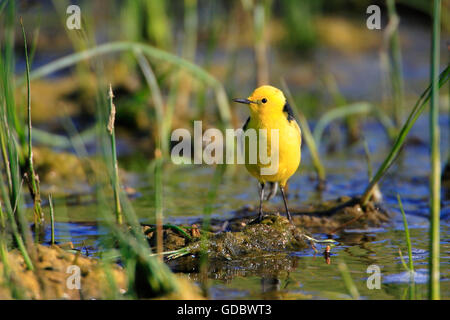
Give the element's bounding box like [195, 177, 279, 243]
[261, 98, 267, 104]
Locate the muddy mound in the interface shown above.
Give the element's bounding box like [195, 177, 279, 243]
[194, 215, 308, 260]
[145, 215, 309, 260]
[291, 197, 390, 234]
[144, 197, 388, 264]
[148, 198, 388, 276]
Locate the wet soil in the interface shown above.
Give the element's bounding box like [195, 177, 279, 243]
[0, 244, 126, 299]
[0, 244, 203, 300]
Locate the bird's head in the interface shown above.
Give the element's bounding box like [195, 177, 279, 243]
[233, 85, 286, 116]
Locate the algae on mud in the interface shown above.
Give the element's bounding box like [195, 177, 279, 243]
[145, 215, 306, 258]
[187, 215, 308, 260]
[144, 197, 388, 262]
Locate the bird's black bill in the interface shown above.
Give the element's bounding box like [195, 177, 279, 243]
[233, 98, 253, 105]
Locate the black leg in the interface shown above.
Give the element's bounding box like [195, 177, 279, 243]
[280, 186, 293, 223]
[250, 182, 265, 224]
[257, 182, 265, 222]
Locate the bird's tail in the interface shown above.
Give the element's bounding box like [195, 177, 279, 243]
[265, 182, 278, 201]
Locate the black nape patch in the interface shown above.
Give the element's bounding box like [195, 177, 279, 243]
[283, 101, 295, 122]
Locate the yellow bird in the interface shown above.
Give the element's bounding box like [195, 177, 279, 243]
[234, 85, 301, 223]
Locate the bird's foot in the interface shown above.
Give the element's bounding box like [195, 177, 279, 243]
[249, 213, 264, 225]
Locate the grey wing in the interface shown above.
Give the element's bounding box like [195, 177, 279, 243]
[243, 116, 250, 130]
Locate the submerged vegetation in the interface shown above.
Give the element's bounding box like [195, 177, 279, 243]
[0, 0, 448, 300]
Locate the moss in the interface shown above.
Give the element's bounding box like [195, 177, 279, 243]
[207, 217, 306, 259]
[147, 215, 308, 262]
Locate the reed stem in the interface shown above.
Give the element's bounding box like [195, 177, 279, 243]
[20, 18, 44, 231]
[387, 0, 405, 128]
[429, 0, 441, 300]
[253, 0, 269, 86]
[49, 194, 55, 245]
[107, 85, 123, 225]
[154, 148, 164, 259]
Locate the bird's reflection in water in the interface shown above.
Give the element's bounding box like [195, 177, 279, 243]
[261, 277, 281, 294]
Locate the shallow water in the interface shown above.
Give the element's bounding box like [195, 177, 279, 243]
[40, 113, 450, 300]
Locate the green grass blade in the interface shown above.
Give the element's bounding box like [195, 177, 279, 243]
[32, 126, 96, 149]
[397, 195, 414, 272]
[0, 174, 33, 270]
[361, 65, 449, 205]
[338, 260, 360, 300]
[397, 194, 416, 300]
[21, 40, 232, 127]
[313, 102, 372, 146]
[281, 79, 326, 184]
[135, 51, 167, 157]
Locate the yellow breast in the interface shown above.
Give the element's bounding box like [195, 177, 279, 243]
[244, 112, 301, 186]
